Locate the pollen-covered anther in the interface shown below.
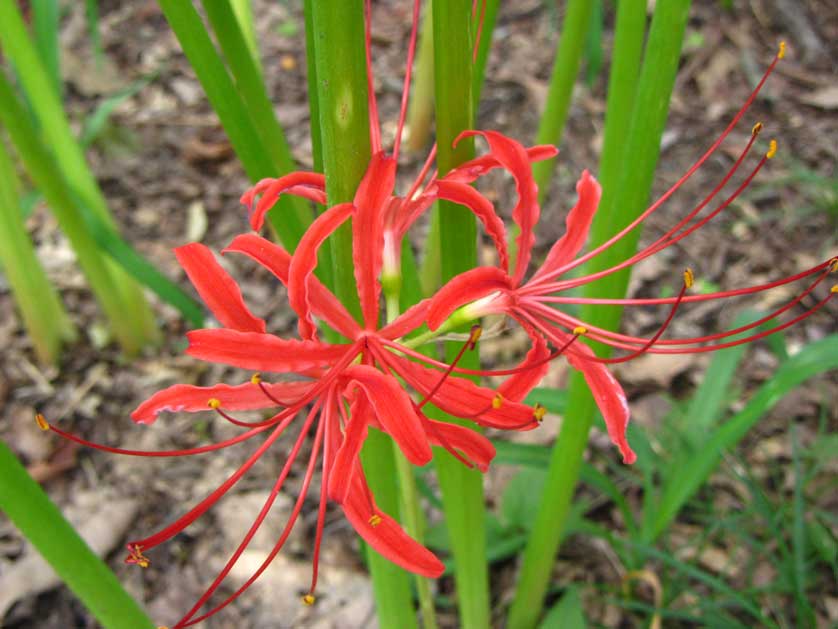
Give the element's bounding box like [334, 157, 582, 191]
[830, 285, 838, 294]
[533, 403, 547, 422]
[302, 594, 316, 606]
[751, 122, 763, 136]
[468, 324, 483, 350]
[829, 258, 838, 273]
[778, 40, 786, 59]
[683, 268, 695, 289]
[492, 393, 503, 409]
[126, 545, 150, 569]
[35, 413, 50, 431]
[250, 373, 262, 385]
[207, 398, 221, 410]
[368, 513, 383, 527]
[767, 140, 778, 159]
[572, 326, 588, 336]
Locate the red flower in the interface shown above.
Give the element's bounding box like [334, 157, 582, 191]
[425, 48, 837, 464]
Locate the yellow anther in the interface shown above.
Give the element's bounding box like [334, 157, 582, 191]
[829, 258, 838, 273]
[302, 594, 316, 606]
[573, 326, 588, 336]
[492, 393, 503, 409]
[751, 122, 763, 136]
[778, 41, 786, 59]
[35, 413, 49, 431]
[468, 324, 483, 349]
[831, 285, 838, 294]
[158, 626, 170, 629]
[207, 398, 221, 410]
[533, 403, 547, 422]
[368, 514, 382, 527]
[683, 268, 695, 289]
[766, 140, 778, 159]
[250, 373, 262, 385]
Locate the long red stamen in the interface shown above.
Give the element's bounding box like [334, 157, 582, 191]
[416, 325, 482, 408]
[526, 262, 833, 350]
[172, 400, 324, 628]
[393, 0, 422, 160]
[177, 412, 327, 627]
[364, 0, 382, 153]
[538, 144, 773, 294]
[38, 417, 271, 457]
[472, 0, 487, 63]
[532, 44, 785, 285]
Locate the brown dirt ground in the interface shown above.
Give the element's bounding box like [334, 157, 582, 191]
[1, 0, 836, 627]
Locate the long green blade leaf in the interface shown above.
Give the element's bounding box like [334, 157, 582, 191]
[0, 442, 155, 629]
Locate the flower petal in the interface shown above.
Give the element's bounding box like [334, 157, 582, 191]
[444, 144, 558, 185]
[288, 202, 355, 339]
[378, 298, 429, 340]
[564, 337, 635, 464]
[223, 233, 361, 339]
[532, 170, 602, 281]
[343, 365, 432, 465]
[352, 152, 396, 329]
[426, 266, 512, 331]
[343, 469, 444, 578]
[497, 327, 550, 402]
[174, 243, 266, 333]
[432, 180, 509, 273]
[186, 329, 347, 372]
[327, 395, 372, 503]
[422, 417, 496, 472]
[242, 172, 326, 231]
[388, 354, 537, 430]
[458, 131, 541, 284]
[131, 381, 313, 425]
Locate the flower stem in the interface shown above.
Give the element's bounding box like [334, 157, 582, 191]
[506, 2, 691, 627]
[430, 3, 490, 629]
[308, 2, 417, 627]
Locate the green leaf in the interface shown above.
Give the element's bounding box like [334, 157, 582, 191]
[538, 586, 587, 629]
[502, 468, 547, 531]
[80, 74, 155, 148]
[0, 442, 155, 628]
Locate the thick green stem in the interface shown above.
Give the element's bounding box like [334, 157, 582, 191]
[507, 2, 691, 627]
[309, 3, 417, 627]
[430, 3, 489, 629]
[532, 0, 596, 202]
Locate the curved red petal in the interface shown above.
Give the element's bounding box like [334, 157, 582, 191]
[327, 396, 372, 503]
[186, 329, 346, 373]
[343, 471, 444, 578]
[343, 365, 432, 465]
[243, 171, 326, 231]
[288, 202, 355, 339]
[458, 131, 541, 284]
[497, 329, 550, 403]
[443, 144, 558, 185]
[426, 266, 512, 330]
[352, 153, 396, 329]
[175, 243, 266, 333]
[223, 233, 361, 339]
[433, 180, 509, 273]
[564, 336, 635, 464]
[422, 417, 496, 472]
[131, 381, 313, 425]
[533, 170, 602, 281]
[378, 298, 429, 340]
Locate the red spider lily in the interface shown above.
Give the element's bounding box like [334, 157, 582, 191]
[36, 2, 559, 623]
[423, 44, 837, 464]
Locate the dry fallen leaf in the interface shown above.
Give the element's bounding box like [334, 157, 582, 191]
[799, 86, 838, 110]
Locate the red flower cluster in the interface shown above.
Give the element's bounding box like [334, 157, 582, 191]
[37, 3, 837, 627]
